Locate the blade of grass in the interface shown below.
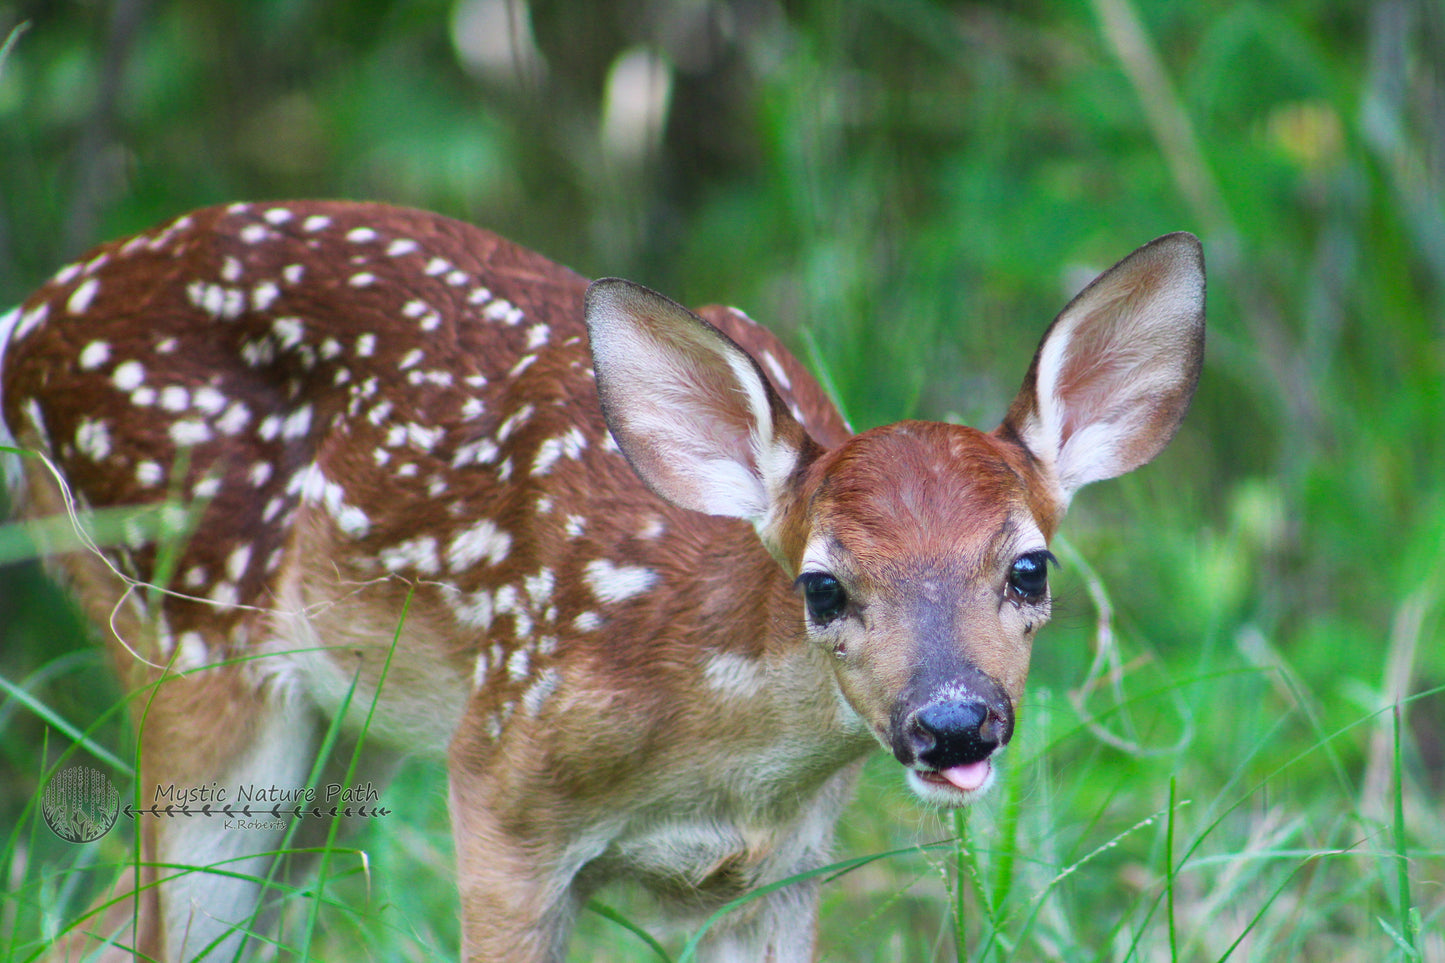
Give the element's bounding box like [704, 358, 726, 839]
[953, 808, 968, 962]
[1167, 774, 1178, 962]
[1391, 703, 1416, 955]
[586, 900, 674, 962]
[676, 839, 955, 963]
[0, 674, 131, 774]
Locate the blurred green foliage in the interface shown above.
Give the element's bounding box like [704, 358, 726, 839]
[1, 0, 1442, 959]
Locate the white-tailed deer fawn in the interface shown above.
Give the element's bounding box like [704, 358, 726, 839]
[0, 201, 1204, 961]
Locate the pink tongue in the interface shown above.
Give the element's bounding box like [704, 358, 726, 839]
[939, 760, 991, 792]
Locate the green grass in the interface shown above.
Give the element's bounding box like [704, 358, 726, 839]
[3, 0, 1443, 960]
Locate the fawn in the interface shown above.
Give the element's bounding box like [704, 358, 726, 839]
[0, 201, 1203, 961]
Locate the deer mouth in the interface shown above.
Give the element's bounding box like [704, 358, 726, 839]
[906, 758, 996, 806]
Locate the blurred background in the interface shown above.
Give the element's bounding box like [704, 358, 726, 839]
[0, 0, 1441, 960]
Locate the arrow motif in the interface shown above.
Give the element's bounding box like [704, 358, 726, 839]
[121, 804, 391, 820]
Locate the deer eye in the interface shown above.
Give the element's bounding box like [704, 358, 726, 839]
[796, 571, 847, 624]
[1007, 550, 1055, 603]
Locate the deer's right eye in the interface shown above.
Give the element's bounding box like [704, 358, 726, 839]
[797, 571, 847, 624]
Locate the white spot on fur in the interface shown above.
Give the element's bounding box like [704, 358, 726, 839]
[531, 427, 587, 476]
[761, 350, 792, 392]
[78, 341, 111, 370]
[160, 386, 190, 412]
[174, 631, 210, 670]
[450, 588, 494, 629]
[292, 464, 371, 537]
[170, 420, 213, 446]
[75, 418, 111, 460]
[193, 386, 228, 414]
[703, 651, 767, 700]
[447, 519, 512, 571]
[507, 647, 531, 683]
[14, 303, 49, 342]
[282, 405, 313, 440]
[522, 668, 560, 716]
[219, 402, 253, 436]
[226, 545, 253, 582]
[452, 437, 498, 468]
[483, 299, 518, 323]
[380, 536, 440, 574]
[112, 360, 146, 391]
[409, 369, 453, 387]
[67, 278, 100, 314]
[403, 423, 443, 450]
[367, 400, 394, 426]
[272, 317, 304, 351]
[495, 404, 534, 442]
[524, 569, 555, 605]
[252, 281, 281, 312]
[347, 226, 378, 243]
[584, 559, 657, 603]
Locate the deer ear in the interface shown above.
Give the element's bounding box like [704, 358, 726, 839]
[585, 278, 811, 521]
[1001, 232, 1205, 503]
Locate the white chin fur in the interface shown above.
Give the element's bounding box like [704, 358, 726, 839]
[903, 762, 997, 808]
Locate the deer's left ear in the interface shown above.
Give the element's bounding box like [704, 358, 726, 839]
[999, 232, 1205, 504]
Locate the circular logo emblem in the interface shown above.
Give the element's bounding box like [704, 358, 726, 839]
[42, 765, 120, 843]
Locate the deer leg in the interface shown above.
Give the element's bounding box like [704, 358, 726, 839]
[693, 880, 821, 963]
[136, 665, 319, 961]
[447, 736, 588, 963]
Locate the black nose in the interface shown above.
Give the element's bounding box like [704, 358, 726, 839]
[906, 701, 1007, 770]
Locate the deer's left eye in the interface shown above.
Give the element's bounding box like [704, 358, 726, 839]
[796, 571, 847, 624]
[1007, 551, 1055, 603]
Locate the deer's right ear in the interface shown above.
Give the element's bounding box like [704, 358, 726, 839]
[585, 279, 813, 522]
[1000, 232, 1206, 507]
